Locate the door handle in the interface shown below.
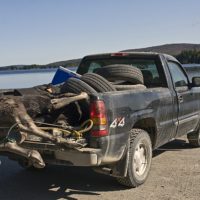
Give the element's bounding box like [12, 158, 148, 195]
[178, 95, 183, 103]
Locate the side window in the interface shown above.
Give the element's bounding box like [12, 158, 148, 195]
[168, 61, 188, 87]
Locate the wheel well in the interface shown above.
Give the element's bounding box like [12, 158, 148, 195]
[134, 118, 157, 148]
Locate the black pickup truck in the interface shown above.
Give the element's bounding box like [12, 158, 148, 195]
[1, 52, 200, 188]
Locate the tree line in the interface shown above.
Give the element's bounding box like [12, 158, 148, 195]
[0, 61, 80, 71]
[1, 50, 200, 71]
[176, 50, 200, 64]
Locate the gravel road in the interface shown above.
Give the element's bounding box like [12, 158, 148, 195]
[0, 136, 200, 200]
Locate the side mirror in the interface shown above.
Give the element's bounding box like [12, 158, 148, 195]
[192, 77, 200, 87]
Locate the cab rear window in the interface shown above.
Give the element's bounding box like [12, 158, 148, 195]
[77, 57, 167, 87]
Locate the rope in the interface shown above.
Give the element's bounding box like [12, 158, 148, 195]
[79, 119, 94, 134]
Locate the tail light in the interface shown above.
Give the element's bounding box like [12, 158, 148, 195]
[90, 100, 108, 137]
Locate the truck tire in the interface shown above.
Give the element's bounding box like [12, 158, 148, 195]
[60, 78, 95, 122]
[187, 131, 200, 147]
[94, 65, 144, 84]
[81, 73, 116, 92]
[117, 129, 152, 187]
[115, 84, 146, 91]
[60, 78, 97, 94]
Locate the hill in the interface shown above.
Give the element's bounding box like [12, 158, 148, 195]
[122, 43, 200, 56]
[45, 58, 81, 68]
[1, 43, 200, 71]
[0, 58, 81, 71]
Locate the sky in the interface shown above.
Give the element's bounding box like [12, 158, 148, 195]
[0, 0, 200, 67]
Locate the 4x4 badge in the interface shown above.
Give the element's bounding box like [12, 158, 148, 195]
[110, 117, 125, 128]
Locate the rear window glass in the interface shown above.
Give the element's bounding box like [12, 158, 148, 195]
[77, 57, 167, 87]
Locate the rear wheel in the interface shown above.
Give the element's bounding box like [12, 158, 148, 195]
[117, 129, 152, 187]
[187, 131, 200, 147]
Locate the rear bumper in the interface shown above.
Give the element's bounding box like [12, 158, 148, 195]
[21, 141, 102, 167]
[54, 148, 102, 166]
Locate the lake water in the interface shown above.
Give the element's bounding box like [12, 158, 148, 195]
[0, 67, 199, 89]
[0, 67, 77, 89]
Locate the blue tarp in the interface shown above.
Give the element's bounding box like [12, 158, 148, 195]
[51, 66, 81, 85]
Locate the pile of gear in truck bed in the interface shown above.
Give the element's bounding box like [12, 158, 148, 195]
[0, 64, 146, 169]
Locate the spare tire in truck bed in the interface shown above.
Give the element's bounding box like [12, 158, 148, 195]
[60, 78, 96, 122]
[60, 78, 97, 94]
[81, 73, 116, 92]
[94, 64, 144, 84]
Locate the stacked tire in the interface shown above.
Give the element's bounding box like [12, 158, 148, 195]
[60, 73, 117, 122]
[94, 64, 146, 91]
[61, 72, 116, 94]
[60, 64, 146, 94]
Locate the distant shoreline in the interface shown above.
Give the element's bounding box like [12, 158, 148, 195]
[0, 67, 77, 75]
